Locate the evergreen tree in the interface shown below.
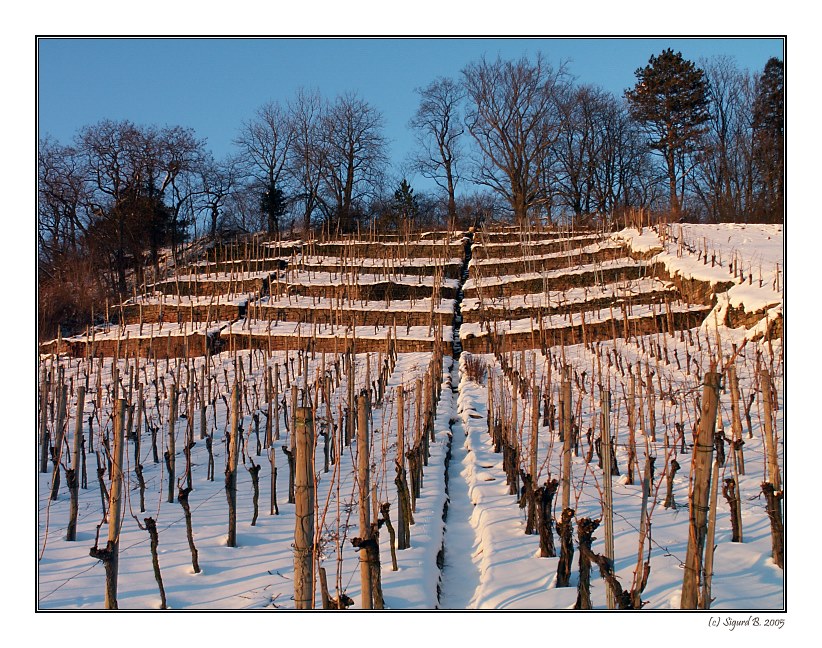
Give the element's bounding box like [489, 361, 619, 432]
[260, 181, 287, 236]
[625, 49, 711, 218]
[393, 179, 420, 225]
[752, 57, 784, 223]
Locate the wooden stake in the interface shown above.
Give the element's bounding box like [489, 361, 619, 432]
[561, 375, 572, 511]
[293, 406, 315, 609]
[357, 391, 372, 609]
[600, 388, 615, 609]
[760, 369, 781, 491]
[681, 368, 720, 609]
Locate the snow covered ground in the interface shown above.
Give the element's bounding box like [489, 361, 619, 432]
[35, 221, 795, 639]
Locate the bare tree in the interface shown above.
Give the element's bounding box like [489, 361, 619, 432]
[288, 88, 325, 235]
[234, 101, 295, 235]
[409, 77, 465, 224]
[199, 154, 241, 239]
[552, 84, 607, 218]
[78, 119, 147, 297]
[462, 54, 569, 226]
[317, 92, 388, 234]
[38, 137, 89, 267]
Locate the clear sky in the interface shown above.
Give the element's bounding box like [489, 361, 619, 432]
[37, 37, 784, 191]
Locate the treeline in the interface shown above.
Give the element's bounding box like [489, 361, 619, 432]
[38, 49, 783, 339]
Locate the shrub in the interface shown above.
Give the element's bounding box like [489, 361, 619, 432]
[463, 353, 487, 383]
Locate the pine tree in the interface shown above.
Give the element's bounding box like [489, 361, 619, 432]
[260, 182, 287, 236]
[625, 49, 711, 218]
[393, 179, 420, 226]
[752, 58, 784, 223]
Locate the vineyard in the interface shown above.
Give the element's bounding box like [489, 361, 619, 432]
[37, 221, 784, 610]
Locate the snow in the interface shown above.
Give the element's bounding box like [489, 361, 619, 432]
[464, 257, 645, 291]
[38, 350, 455, 610]
[461, 277, 676, 314]
[36, 221, 789, 627]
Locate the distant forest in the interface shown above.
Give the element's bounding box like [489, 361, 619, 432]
[38, 50, 783, 337]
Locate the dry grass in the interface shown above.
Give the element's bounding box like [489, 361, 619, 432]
[463, 353, 487, 383]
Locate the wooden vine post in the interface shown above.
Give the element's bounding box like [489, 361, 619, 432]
[92, 398, 126, 609]
[356, 391, 372, 609]
[293, 405, 315, 609]
[166, 389, 177, 504]
[67, 385, 85, 541]
[39, 367, 50, 473]
[680, 367, 720, 609]
[760, 369, 781, 490]
[395, 385, 411, 549]
[226, 382, 240, 548]
[560, 374, 572, 511]
[701, 458, 720, 609]
[727, 364, 745, 475]
[759, 371, 784, 568]
[600, 388, 615, 609]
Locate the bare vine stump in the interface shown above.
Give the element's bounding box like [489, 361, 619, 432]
[663, 459, 680, 509]
[144, 517, 168, 609]
[352, 524, 384, 609]
[66, 467, 79, 541]
[319, 566, 332, 609]
[95, 452, 108, 519]
[247, 457, 261, 526]
[577, 541, 636, 609]
[406, 448, 420, 509]
[135, 463, 146, 512]
[394, 458, 412, 548]
[178, 485, 201, 573]
[519, 471, 537, 535]
[283, 445, 295, 504]
[536, 479, 558, 558]
[714, 430, 726, 467]
[574, 517, 600, 609]
[380, 502, 399, 571]
[88, 541, 118, 609]
[722, 478, 742, 543]
[269, 447, 279, 515]
[150, 423, 160, 463]
[206, 435, 214, 481]
[556, 507, 575, 587]
[761, 482, 784, 569]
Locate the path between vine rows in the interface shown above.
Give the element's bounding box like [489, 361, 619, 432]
[437, 231, 483, 609]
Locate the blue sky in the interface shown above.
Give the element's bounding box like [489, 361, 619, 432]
[37, 37, 784, 191]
